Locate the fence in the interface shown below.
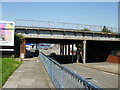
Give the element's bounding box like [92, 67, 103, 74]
[39, 52, 102, 89]
[15, 19, 118, 33]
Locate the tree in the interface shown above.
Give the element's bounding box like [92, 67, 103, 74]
[81, 28, 90, 31]
[101, 26, 112, 33]
[15, 33, 25, 43]
[75, 44, 83, 49]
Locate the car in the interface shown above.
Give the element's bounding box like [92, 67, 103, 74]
[48, 53, 56, 60]
[44, 48, 48, 50]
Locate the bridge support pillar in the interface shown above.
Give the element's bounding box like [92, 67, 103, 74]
[72, 44, 74, 56]
[63, 45, 65, 55]
[72, 44, 74, 62]
[76, 44, 79, 63]
[68, 44, 70, 56]
[66, 45, 68, 55]
[83, 40, 86, 64]
[60, 44, 62, 55]
[62, 44, 64, 55]
[65, 45, 67, 56]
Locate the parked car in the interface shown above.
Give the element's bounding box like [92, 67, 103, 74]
[44, 48, 48, 50]
[48, 53, 56, 60]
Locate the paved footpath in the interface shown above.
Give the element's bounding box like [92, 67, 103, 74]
[78, 62, 119, 75]
[3, 57, 54, 88]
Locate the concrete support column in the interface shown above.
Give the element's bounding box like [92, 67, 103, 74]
[72, 44, 74, 62]
[60, 44, 61, 55]
[76, 44, 79, 63]
[68, 44, 70, 56]
[65, 45, 67, 56]
[62, 44, 64, 55]
[66, 45, 68, 55]
[60, 44, 62, 55]
[72, 44, 74, 56]
[61, 44, 63, 55]
[63, 45, 65, 55]
[83, 40, 86, 64]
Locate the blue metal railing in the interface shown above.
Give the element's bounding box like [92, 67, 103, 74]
[39, 52, 102, 89]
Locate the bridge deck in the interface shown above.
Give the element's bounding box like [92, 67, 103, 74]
[15, 26, 120, 41]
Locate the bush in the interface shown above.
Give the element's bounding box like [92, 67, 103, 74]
[14, 33, 25, 43]
[101, 26, 112, 33]
[81, 28, 90, 31]
[10, 55, 15, 58]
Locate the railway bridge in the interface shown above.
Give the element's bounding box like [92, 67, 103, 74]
[15, 20, 120, 64]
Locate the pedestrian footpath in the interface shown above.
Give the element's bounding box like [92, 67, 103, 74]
[3, 57, 54, 88]
[77, 62, 119, 75]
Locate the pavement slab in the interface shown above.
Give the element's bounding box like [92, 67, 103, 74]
[3, 57, 54, 88]
[78, 62, 119, 75]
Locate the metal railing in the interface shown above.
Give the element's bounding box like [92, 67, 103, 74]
[39, 52, 102, 89]
[15, 19, 118, 33]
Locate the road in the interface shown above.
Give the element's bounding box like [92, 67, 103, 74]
[62, 63, 119, 88]
[40, 49, 119, 88]
[40, 47, 60, 55]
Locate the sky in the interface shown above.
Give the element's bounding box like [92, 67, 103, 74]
[1, 2, 118, 32]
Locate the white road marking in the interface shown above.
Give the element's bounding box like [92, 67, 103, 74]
[99, 66, 103, 67]
[115, 75, 118, 76]
[37, 61, 39, 63]
[103, 71, 118, 76]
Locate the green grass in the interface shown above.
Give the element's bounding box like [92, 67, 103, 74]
[0, 58, 22, 88]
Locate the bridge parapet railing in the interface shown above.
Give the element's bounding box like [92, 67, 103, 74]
[39, 52, 102, 89]
[15, 19, 118, 33]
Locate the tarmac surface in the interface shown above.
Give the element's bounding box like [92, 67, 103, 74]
[80, 62, 119, 75]
[3, 57, 54, 88]
[41, 48, 120, 88]
[63, 63, 119, 88]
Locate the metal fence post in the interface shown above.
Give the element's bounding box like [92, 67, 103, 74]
[59, 68, 63, 88]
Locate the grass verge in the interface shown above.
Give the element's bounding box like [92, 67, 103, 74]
[0, 58, 22, 88]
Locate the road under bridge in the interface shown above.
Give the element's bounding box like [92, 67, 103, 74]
[19, 37, 120, 64]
